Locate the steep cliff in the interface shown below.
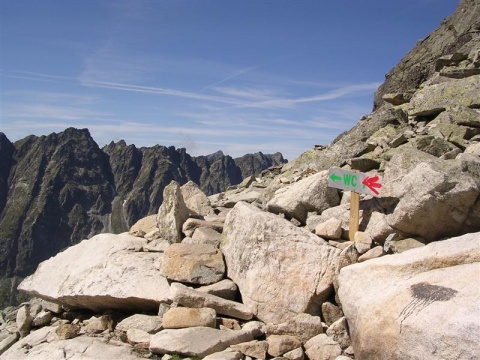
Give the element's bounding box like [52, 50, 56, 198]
[374, 0, 480, 109]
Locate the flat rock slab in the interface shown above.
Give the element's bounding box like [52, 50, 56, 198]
[408, 75, 480, 116]
[1, 326, 144, 359]
[222, 202, 341, 324]
[338, 232, 480, 360]
[160, 243, 225, 285]
[170, 283, 253, 320]
[116, 314, 163, 334]
[18, 233, 170, 312]
[149, 327, 255, 358]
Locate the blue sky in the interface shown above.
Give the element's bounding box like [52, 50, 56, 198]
[0, 0, 458, 160]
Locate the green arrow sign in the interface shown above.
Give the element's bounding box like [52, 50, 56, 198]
[330, 173, 342, 182]
[328, 167, 382, 197]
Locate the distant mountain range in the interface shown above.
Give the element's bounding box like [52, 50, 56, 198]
[0, 127, 286, 307]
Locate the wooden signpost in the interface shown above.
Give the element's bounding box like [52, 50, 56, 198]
[328, 168, 382, 241]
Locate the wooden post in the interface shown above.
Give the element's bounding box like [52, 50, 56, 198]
[349, 191, 360, 241]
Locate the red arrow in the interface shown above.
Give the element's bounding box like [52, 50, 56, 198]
[362, 175, 382, 195]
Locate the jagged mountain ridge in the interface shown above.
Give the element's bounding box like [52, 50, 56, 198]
[0, 128, 286, 307]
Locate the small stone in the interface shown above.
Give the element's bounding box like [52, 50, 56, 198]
[267, 335, 302, 357]
[56, 323, 80, 339]
[284, 347, 304, 360]
[230, 340, 268, 359]
[326, 317, 350, 349]
[218, 317, 241, 331]
[84, 315, 114, 333]
[16, 305, 33, 338]
[41, 300, 63, 314]
[126, 328, 151, 346]
[354, 231, 373, 254]
[304, 334, 342, 360]
[163, 307, 216, 329]
[358, 246, 384, 262]
[116, 314, 163, 334]
[321, 302, 343, 326]
[157, 302, 171, 317]
[197, 279, 238, 301]
[315, 218, 342, 240]
[32, 310, 53, 327]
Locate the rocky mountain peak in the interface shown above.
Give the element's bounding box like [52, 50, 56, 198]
[374, 0, 480, 109]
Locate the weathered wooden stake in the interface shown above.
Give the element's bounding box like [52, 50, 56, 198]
[349, 191, 360, 241]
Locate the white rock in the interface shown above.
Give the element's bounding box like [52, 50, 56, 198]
[382, 149, 480, 241]
[353, 231, 372, 254]
[41, 300, 62, 314]
[160, 243, 225, 285]
[2, 326, 144, 359]
[126, 328, 151, 345]
[18, 233, 170, 312]
[284, 347, 304, 360]
[31, 310, 53, 327]
[163, 307, 216, 329]
[129, 215, 157, 236]
[222, 202, 341, 323]
[181, 180, 213, 217]
[149, 326, 257, 358]
[170, 283, 253, 320]
[197, 279, 238, 301]
[16, 305, 32, 338]
[116, 314, 163, 334]
[230, 340, 268, 359]
[304, 334, 342, 360]
[190, 227, 223, 247]
[357, 245, 384, 262]
[315, 218, 342, 240]
[338, 232, 480, 360]
[157, 180, 190, 243]
[182, 218, 223, 238]
[267, 335, 302, 357]
[267, 171, 340, 224]
[326, 317, 350, 349]
[266, 313, 323, 344]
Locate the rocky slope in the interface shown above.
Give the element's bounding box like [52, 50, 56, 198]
[0, 131, 285, 307]
[1, 0, 479, 359]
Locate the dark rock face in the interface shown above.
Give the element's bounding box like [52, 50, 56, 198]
[234, 152, 286, 180]
[374, 0, 480, 110]
[0, 129, 114, 278]
[0, 128, 285, 307]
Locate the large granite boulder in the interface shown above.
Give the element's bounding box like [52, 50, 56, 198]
[381, 148, 480, 241]
[17, 233, 170, 312]
[338, 232, 480, 360]
[160, 243, 225, 285]
[222, 202, 341, 324]
[267, 171, 340, 224]
[408, 75, 480, 116]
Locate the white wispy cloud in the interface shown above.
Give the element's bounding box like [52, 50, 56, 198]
[228, 82, 382, 109]
[1, 70, 378, 111]
[202, 64, 262, 90]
